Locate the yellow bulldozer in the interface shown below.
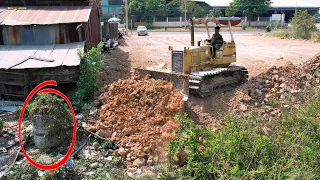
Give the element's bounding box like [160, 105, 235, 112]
[135, 17, 248, 97]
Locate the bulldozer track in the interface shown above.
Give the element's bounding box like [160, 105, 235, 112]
[189, 66, 248, 97]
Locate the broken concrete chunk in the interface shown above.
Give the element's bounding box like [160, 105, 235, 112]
[132, 158, 145, 167]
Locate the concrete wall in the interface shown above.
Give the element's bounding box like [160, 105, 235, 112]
[243, 21, 270, 27]
[120, 16, 285, 28]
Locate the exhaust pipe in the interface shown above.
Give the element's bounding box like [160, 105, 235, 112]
[189, 18, 194, 46]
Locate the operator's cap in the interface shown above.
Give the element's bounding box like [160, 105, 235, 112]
[215, 26, 221, 30]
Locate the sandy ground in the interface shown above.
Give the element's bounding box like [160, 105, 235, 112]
[120, 33, 320, 77]
[105, 33, 320, 129]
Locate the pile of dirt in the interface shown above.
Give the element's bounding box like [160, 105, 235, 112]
[91, 75, 183, 167]
[231, 53, 320, 118]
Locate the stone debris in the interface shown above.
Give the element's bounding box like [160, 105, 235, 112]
[89, 162, 99, 169]
[92, 142, 100, 150]
[132, 158, 146, 167]
[232, 53, 320, 119]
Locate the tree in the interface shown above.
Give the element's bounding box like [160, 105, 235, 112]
[128, 0, 146, 22]
[225, 2, 238, 17]
[233, 0, 271, 20]
[145, 0, 167, 18]
[119, 5, 125, 24]
[176, 0, 205, 18]
[208, 8, 222, 17]
[166, 0, 181, 17]
[291, 10, 317, 39]
[192, 4, 205, 18]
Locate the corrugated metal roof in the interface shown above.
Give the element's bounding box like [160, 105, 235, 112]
[272, 0, 320, 8]
[0, 41, 85, 69]
[0, 6, 92, 25]
[203, 0, 320, 8]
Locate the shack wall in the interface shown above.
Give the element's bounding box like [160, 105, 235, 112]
[1, 24, 82, 45]
[83, 3, 101, 43]
[0, 26, 4, 45]
[0, 66, 79, 100]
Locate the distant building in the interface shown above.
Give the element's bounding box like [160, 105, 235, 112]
[101, 0, 123, 22]
[195, 1, 212, 15]
[197, 0, 320, 21]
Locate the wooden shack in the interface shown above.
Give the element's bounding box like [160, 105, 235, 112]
[0, 1, 102, 100]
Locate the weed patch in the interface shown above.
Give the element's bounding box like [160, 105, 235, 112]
[165, 100, 320, 179]
[268, 10, 319, 41]
[26, 94, 73, 153]
[73, 43, 104, 109]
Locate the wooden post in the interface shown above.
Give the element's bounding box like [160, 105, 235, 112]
[131, 19, 133, 34]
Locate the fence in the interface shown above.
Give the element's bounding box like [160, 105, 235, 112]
[119, 16, 285, 29]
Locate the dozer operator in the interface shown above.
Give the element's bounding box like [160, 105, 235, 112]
[211, 26, 224, 58]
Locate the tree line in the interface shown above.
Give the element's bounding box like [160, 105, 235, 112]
[209, 0, 271, 19]
[119, 0, 272, 23]
[119, 0, 206, 23]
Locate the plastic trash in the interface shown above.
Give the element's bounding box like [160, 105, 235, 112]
[38, 171, 45, 177]
[0, 165, 8, 171]
[103, 142, 119, 151]
[64, 159, 73, 169]
[76, 114, 84, 120]
[0, 155, 9, 162]
[0, 148, 7, 154]
[106, 172, 110, 178]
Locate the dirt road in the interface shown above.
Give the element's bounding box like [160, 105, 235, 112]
[120, 33, 320, 77]
[105, 33, 320, 129]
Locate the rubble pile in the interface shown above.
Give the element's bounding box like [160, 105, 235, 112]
[92, 75, 183, 167]
[233, 53, 320, 118]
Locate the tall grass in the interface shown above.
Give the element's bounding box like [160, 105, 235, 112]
[162, 100, 320, 179]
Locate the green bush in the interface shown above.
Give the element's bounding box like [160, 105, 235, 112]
[0, 118, 4, 130]
[242, 25, 247, 30]
[291, 10, 317, 39]
[268, 27, 292, 38]
[164, 101, 320, 179]
[266, 25, 272, 32]
[164, 26, 167, 31]
[73, 43, 104, 109]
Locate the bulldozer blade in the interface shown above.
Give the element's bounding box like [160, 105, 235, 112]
[134, 67, 189, 96]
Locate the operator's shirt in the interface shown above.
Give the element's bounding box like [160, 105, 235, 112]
[211, 33, 223, 49]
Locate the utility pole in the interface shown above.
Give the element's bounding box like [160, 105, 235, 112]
[295, 0, 297, 15]
[184, 0, 186, 30]
[125, 0, 129, 35]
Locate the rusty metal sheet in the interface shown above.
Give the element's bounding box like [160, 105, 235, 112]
[15, 44, 55, 69]
[4, 26, 20, 45]
[0, 6, 92, 25]
[4, 45, 38, 69]
[0, 8, 14, 23]
[0, 42, 85, 69]
[83, 7, 101, 43]
[0, 45, 12, 60]
[43, 44, 70, 68]
[4, 24, 73, 46]
[63, 41, 85, 66]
